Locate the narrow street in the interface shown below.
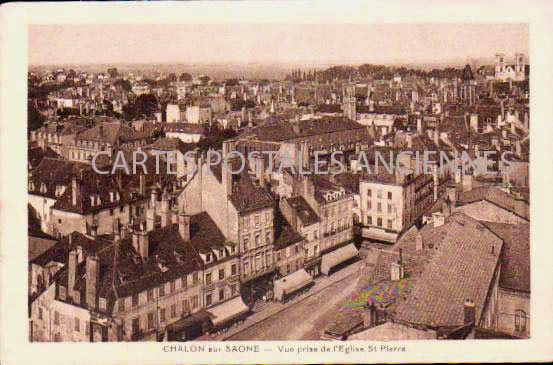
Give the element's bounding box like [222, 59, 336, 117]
[228, 268, 362, 340]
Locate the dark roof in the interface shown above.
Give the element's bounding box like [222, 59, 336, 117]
[394, 213, 503, 328]
[315, 104, 342, 114]
[462, 64, 474, 81]
[76, 122, 148, 144]
[148, 137, 196, 154]
[482, 222, 530, 293]
[457, 186, 530, 221]
[28, 146, 62, 169]
[165, 123, 207, 135]
[286, 196, 320, 226]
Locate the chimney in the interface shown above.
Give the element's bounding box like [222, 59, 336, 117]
[254, 153, 265, 186]
[71, 176, 80, 206]
[161, 191, 170, 227]
[363, 302, 379, 329]
[462, 173, 473, 192]
[447, 186, 457, 207]
[178, 213, 190, 242]
[139, 174, 146, 195]
[432, 212, 445, 227]
[146, 207, 155, 231]
[463, 299, 476, 325]
[415, 232, 424, 251]
[416, 118, 422, 133]
[90, 223, 98, 237]
[138, 229, 149, 261]
[68, 249, 78, 301]
[442, 200, 451, 218]
[300, 141, 310, 171]
[150, 188, 159, 208]
[85, 254, 100, 309]
[390, 260, 404, 281]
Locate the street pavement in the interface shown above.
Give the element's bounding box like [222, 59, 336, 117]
[218, 260, 364, 340]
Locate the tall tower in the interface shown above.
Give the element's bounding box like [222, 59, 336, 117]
[515, 53, 525, 73]
[495, 53, 506, 75]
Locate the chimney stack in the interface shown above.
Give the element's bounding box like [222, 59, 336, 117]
[68, 249, 78, 301]
[447, 186, 457, 207]
[463, 299, 476, 325]
[139, 174, 146, 195]
[137, 230, 149, 261]
[71, 176, 81, 206]
[415, 232, 424, 251]
[85, 254, 100, 309]
[90, 223, 98, 237]
[146, 207, 155, 232]
[178, 213, 190, 242]
[161, 191, 170, 227]
[150, 188, 159, 208]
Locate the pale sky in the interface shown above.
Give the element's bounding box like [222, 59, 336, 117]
[29, 24, 528, 65]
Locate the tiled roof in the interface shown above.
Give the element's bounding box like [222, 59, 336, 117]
[457, 186, 530, 221]
[482, 222, 530, 293]
[394, 213, 503, 328]
[76, 122, 148, 144]
[28, 146, 62, 169]
[228, 168, 274, 214]
[148, 137, 196, 154]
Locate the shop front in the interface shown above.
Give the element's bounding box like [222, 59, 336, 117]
[273, 269, 314, 302]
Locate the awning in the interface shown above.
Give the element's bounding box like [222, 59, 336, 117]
[321, 243, 359, 275]
[273, 269, 314, 301]
[166, 310, 210, 333]
[207, 296, 249, 327]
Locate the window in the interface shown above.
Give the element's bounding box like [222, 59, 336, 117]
[206, 294, 212, 306]
[192, 295, 199, 309]
[276, 252, 281, 261]
[255, 234, 260, 247]
[183, 299, 190, 313]
[515, 310, 527, 332]
[193, 273, 199, 285]
[295, 245, 299, 253]
[38, 307, 43, 320]
[367, 188, 372, 196]
[377, 218, 383, 227]
[314, 245, 318, 255]
[265, 212, 271, 223]
[147, 312, 154, 329]
[388, 191, 392, 200]
[219, 289, 225, 301]
[265, 231, 272, 244]
[132, 293, 139, 307]
[387, 204, 392, 214]
[243, 236, 249, 251]
[99, 298, 107, 310]
[182, 275, 188, 288]
[109, 209, 114, 216]
[387, 219, 393, 230]
[74, 317, 80, 332]
[243, 217, 249, 229]
[206, 273, 212, 285]
[255, 215, 260, 226]
[231, 263, 237, 276]
[367, 200, 372, 210]
[147, 289, 154, 302]
[132, 318, 140, 334]
[59, 286, 66, 300]
[230, 284, 237, 296]
[85, 321, 90, 336]
[119, 206, 124, 213]
[171, 304, 177, 318]
[119, 298, 125, 312]
[377, 190, 382, 199]
[377, 203, 382, 213]
[160, 308, 166, 322]
[219, 268, 225, 280]
[159, 284, 165, 297]
[170, 280, 175, 293]
[206, 253, 211, 262]
[54, 311, 59, 325]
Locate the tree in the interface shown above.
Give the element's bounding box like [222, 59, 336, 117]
[114, 78, 132, 92]
[107, 67, 119, 78]
[167, 73, 177, 82]
[67, 69, 77, 79]
[28, 103, 45, 133]
[179, 72, 192, 82]
[198, 75, 211, 86]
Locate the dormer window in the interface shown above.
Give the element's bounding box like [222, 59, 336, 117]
[206, 253, 211, 262]
[59, 286, 67, 300]
[99, 297, 107, 311]
[28, 181, 35, 191]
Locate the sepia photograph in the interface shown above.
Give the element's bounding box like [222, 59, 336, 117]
[1, 1, 553, 364]
[26, 22, 531, 342]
